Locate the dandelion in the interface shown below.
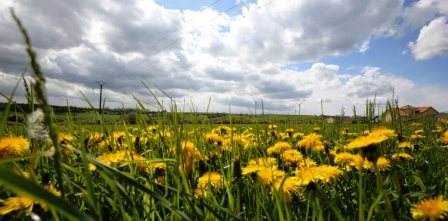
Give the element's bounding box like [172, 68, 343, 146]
[26, 109, 49, 141]
[267, 141, 292, 155]
[194, 172, 223, 198]
[0, 196, 34, 215]
[0, 136, 30, 158]
[281, 149, 303, 166]
[293, 132, 305, 140]
[242, 157, 277, 175]
[392, 152, 414, 161]
[144, 162, 166, 174]
[297, 158, 317, 168]
[273, 176, 302, 199]
[411, 196, 448, 220]
[441, 131, 448, 145]
[256, 167, 285, 184]
[333, 152, 364, 170]
[345, 128, 396, 150]
[398, 141, 413, 149]
[295, 165, 343, 186]
[298, 133, 325, 152]
[93, 150, 145, 171]
[375, 157, 391, 172]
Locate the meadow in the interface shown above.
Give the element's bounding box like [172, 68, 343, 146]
[1, 11, 448, 221]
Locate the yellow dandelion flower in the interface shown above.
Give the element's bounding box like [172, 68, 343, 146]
[441, 131, 448, 145]
[0, 196, 34, 215]
[281, 149, 303, 165]
[242, 157, 278, 175]
[267, 141, 292, 155]
[298, 133, 325, 152]
[256, 167, 285, 184]
[295, 165, 343, 186]
[194, 172, 223, 198]
[346, 128, 396, 150]
[58, 132, 75, 143]
[144, 162, 166, 174]
[248, 157, 278, 167]
[398, 141, 413, 149]
[334, 152, 364, 170]
[0, 136, 30, 158]
[273, 176, 302, 199]
[205, 133, 222, 144]
[293, 132, 305, 140]
[43, 182, 62, 197]
[375, 157, 391, 172]
[411, 196, 448, 220]
[392, 152, 414, 161]
[96, 150, 145, 167]
[297, 158, 317, 168]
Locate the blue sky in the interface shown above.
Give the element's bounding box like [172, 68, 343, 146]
[155, 0, 448, 86]
[0, 0, 447, 114]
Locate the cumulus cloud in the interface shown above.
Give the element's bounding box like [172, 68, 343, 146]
[0, 0, 447, 114]
[215, 0, 402, 63]
[409, 16, 448, 60]
[401, 0, 448, 31]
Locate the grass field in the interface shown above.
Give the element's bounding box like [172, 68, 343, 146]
[1, 10, 448, 221]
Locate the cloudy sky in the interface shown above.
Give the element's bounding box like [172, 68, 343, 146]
[0, 0, 447, 115]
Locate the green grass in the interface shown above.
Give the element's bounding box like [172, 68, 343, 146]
[1, 10, 448, 221]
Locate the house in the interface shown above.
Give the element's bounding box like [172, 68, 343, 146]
[383, 105, 439, 122]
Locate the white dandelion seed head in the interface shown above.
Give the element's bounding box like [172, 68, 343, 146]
[26, 108, 49, 141]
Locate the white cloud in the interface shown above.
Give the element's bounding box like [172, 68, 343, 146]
[409, 16, 448, 60]
[401, 0, 448, 31]
[0, 0, 447, 114]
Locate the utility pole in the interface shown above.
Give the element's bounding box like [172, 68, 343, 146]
[97, 81, 104, 115]
[298, 103, 301, 116]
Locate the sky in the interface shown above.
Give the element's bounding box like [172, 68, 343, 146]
[0, 0, 447, 115]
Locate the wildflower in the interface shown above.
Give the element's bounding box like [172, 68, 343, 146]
[58, 132, 75, 143]
[144, 162, 166, 174]
[43, 182, 62, 197]
[273, 176, 302, 199]
[256, 167, 285, 184]
[0, 136, 30, 158]
[26, 109, 49, 141]
[313, 127, 321, 133]
[297, 158, 317, 168]
[293, 132, 304, 140]
[398, 141, 413, 149]
[411, 196, 448, 220]
[180, 141, 203, 174]
[333, 152, 364, 170]
[205, 133, 222, 144]
[194, 172, 223, 198]
[392, 152, 414, 161]
[345, 128, 396, 150]
[375, 157, 391, 172]
[241, 157, 277, 175]
[295, 165, 343, 186]
[281, 149, 303, 166]
[267, 141, 292, 155]
[441, 131, 448, 145]
[93, 150, 145, 170]
[0, 196, 34, 215]
[268, 124, 278, 130]
[298, 133, 325, 152]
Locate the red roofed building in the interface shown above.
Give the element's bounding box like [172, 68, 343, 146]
[383, 105, 439, 122]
